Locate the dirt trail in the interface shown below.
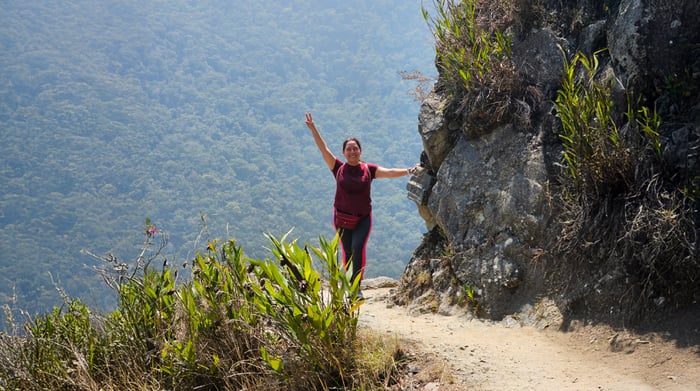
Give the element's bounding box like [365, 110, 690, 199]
[358, 284, 700, 391]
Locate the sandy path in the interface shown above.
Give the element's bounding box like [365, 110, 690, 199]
[358, 285, 700, 391]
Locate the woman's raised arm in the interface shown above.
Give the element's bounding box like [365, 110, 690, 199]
[305, 112, 336, 170]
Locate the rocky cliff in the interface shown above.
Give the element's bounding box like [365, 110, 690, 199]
[398, 0, 699, 325]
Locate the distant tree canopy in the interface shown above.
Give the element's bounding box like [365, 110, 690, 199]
[0, 0, 435, 316]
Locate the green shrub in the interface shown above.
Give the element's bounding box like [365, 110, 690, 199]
[0, 230, 391, 390]
[553, 49, 661, 195]
[248, 232, 363, 387]
[22, 300, 106, 390]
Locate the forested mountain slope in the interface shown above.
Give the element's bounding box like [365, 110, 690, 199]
[0, 0, 434, 316]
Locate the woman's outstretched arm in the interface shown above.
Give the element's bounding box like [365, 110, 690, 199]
[375, 164, 420, 179]
[305, 112, 336, 170]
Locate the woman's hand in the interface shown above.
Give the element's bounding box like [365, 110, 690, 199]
[305, 112, 336, 170]
[406, 163, 423, 175]
[376, 163, 420, 179]
[305, 112, 316, 130]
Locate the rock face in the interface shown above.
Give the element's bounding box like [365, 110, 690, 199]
[400, 1, 699, 320]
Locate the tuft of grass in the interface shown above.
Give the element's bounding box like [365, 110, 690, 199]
[422, 0, 513, 95]
[353, 330, 407, 388]
[554, 48, 631, 192]
[553, 48, 664, 195]
[422, 0, 526, 132]
[456, 283, 481, 315]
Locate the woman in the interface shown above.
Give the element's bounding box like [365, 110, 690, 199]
[305, 112, 418, 298]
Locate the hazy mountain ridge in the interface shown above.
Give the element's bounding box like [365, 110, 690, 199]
[0, 0, 435, 315]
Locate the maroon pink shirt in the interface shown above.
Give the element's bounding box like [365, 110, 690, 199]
[332, 158, 378, 216]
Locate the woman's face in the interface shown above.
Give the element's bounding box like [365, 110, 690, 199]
[342, 140, 362, 165]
